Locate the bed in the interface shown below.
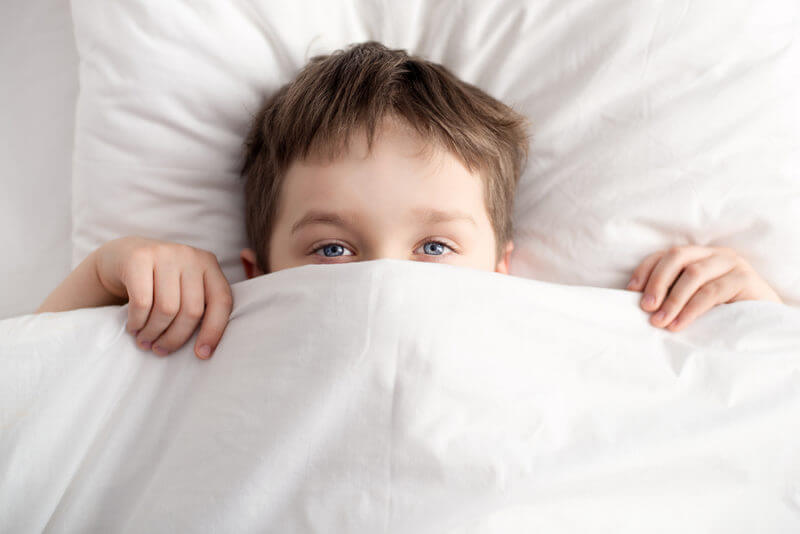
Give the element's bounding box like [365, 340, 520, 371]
[2, 1, 799, 532]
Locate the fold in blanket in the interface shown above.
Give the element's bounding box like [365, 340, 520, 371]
[2, 260, 799, 533]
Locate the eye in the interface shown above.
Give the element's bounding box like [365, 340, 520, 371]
[415, 240, 454, 256]
[312, 243, 354, 258]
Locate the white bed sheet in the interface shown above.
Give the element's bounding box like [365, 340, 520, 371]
[2, 260, 799, 532]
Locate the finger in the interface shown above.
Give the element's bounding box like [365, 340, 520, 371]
[124, 261, 155, 335]
[641, 246, 715, 312]
[193, 267, 233, 359]
[649, 254, 738, 328]
[136, 264, 181, 352]
[150, 269, 206, 356]
[666, 268, 747, 332]
[627, 251, 665, 292]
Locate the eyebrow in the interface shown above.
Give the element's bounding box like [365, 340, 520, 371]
[411, 208, 477, 227]
[291, 211, 357, 235]
[290, 208, 476, 235]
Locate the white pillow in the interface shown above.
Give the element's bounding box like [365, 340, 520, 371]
[70, 0, 800, 304]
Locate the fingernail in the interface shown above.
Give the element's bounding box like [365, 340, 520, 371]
[669, 318, 680, 328]
[627, 277, 639, 288]
[642, 294, 656, 308]
[653, 311, 666, 322]
[152, 345, 169, 356]
[198, 345, 212, 358]
[139, 340, 152, 350]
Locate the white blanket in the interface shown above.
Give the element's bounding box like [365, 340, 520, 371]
[2, 260, 799, 533]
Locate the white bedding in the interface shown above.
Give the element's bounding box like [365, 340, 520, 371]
[69, 0, 800, 304]
[2, 260, 799, 533]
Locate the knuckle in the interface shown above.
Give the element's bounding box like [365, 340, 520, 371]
[681, 299, 701, 318]
[129, 295, 151, 310]
[738, 266, 754, 280]
[154, 300, 180, 317]
[153, 243, 182, 259]
[672, 308, 690, 324]
[129, 247, 153, 265]
[151, 243, 170, 256]
[684, 264, 703, 278]
[698, 283, 719, 298]
[660, 298, 678, 315]
[202, 249, 220, 264]
[178, 244, 213, 265]
[647, 275, 666, 290]
[731, 269, 753, 289]
[177, 243, 198, 259]
[733, 262, 754, 276]
[136, 328, 157, 342]
[183, 304, 205, 321]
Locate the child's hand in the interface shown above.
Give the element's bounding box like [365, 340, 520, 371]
[626, 245, 782, 332]
[95, 236, 233, 359]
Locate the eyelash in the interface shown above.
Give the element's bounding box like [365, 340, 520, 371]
[309, 240, 355, 260]
[308, 239, 459, 259]
[415, 240, 457, 259]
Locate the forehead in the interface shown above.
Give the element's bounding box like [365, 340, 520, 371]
[277, 119, 489, 222]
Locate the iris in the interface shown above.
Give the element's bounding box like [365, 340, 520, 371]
[423, 242, 446, 255]
[321, 244, 345, 257]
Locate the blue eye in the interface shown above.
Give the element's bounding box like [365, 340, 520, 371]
[421, 241, 452, 256]
[313, 243, 353, 258]
[321, 244, 344, 257]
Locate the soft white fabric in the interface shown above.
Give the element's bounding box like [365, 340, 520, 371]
[0, 0, 78, 319]
[2, 260, 799, 533]
[69, 0, 800, 304]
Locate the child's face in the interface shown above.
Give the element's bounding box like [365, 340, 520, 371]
[241, 118, 513, 278]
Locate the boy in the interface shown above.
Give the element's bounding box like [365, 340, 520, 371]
[37, 42, 783, 359]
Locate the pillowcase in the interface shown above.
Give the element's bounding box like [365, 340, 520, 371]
[70, 0, 800, 304]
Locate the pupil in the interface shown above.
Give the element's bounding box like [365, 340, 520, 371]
[324, 244, 342, 257]
[425, 242, 443, 255]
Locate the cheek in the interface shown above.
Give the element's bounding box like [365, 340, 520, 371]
[470, 218, 499, 268]
[266, 227, 303, 273]
[454, 251, 496, 272]
[456, 231, 499, 272]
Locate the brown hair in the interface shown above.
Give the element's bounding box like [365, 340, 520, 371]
[241, 41, 528, 272]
